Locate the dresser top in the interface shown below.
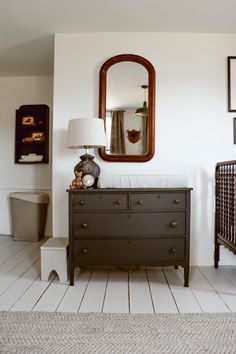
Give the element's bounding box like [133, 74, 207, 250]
[67, 187, 192, 193]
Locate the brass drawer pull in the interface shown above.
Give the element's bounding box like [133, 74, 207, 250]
[174, 199, 181, 204]
[116, 200, 123, 205]
[170, 221, 178, 227]
[82, 222, 88, 228]
[137, 200, 143, 205]
[79, 200, 85, 205]
[81, 248, 88, 255]
[170, 248, 176, 253]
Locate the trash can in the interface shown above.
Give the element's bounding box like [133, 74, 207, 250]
[10, 192, 49, 241]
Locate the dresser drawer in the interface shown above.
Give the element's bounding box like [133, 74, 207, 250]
[73, 238, 185, 265]
[131, 193, 186, 211]
[72, 193, 128, 211]
[73, 212, 186, 237]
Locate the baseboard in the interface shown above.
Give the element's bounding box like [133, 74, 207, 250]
[190, 247, 236, 266]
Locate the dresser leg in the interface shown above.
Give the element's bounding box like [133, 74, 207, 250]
[69, 259, 74, 286]
[184, 265, 189, 287]
[69, 273, 74, 286]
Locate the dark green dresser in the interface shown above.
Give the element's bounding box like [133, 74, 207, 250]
[67, 188, 192, 286]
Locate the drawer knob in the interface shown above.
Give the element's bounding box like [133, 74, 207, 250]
[170, 248, 176, 253]
[81, 248, 88, 255]
[137, 200, 143, 205]
[79, 200, 85, 205]
[82, 222, 88, 228]
[170, 221, 178, 227]
[174, 199, 181, 204]
[116, 200, 122, 205]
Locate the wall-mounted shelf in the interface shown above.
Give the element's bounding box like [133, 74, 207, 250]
[15, 104, 49, 164]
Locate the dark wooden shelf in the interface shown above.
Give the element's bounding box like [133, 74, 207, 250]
[15, 104, 49, 164]
[16, 141, 46, 145]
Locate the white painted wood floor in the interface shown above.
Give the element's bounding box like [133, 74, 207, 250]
[0, 235, 236, 314]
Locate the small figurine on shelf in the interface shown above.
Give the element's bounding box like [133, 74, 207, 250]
[22, 116, 35, 125]
[70, 171, 85, 189]
[22, 137, 33, 143]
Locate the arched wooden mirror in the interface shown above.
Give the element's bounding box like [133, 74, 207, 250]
[99, 54, 155, 162]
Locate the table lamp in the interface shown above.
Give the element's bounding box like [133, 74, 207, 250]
[67, 118, 107, 188]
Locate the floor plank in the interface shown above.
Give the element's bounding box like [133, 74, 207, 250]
[0, 239, 30, 265]
[79, 270, 109, 313]
[199, 267, 236, 311]
[0, 241, 42, 276]
[57, 269, 91, 313]
[32, 281, 68, 312]
[0, 242, 30, 265]
[2, 239, 236, 314]
[163, 267, 202, 313]
[0, 238, 14, 253]
[103, 269, 129, 314]
[0, 248, 40, 295]
[0, 235, 10, 245]
[147, 267, 178, 313]
[0, 260, 40, 311]
[10, 276, 52, 312]
[181, 267, 230, 313]
[219, 266, 236, 286]
[129, 268, 154, 314]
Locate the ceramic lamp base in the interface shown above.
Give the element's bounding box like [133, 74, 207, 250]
[74, 153, 100, 188]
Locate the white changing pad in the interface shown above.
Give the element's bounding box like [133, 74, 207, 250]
[98, 175, 188, 188]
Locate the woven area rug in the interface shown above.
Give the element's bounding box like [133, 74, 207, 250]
[1, 312, 236, 353]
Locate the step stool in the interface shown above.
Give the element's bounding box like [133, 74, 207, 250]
[40, 237, 68, 282]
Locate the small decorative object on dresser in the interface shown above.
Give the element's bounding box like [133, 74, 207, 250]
[82, 174, 95, 188]
[67, 187, 192, 287]
[67, 118, 106, 188]
[70, 171, 96, 190]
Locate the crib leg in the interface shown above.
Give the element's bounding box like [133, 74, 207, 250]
[214, 243, 220, 268]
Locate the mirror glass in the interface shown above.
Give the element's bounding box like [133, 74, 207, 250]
[99, 54, 155, 162]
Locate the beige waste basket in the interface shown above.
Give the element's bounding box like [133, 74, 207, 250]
[10, 192, 49, 241]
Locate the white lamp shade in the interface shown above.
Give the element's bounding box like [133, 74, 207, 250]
[67, 118, 107, 148]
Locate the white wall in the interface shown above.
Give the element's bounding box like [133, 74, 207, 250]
[0, 76, 53, 236]
[53, 33, 236, 265]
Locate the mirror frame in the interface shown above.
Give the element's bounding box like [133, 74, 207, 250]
[227, 56, 236, 112]
[98, 54, 156, 162]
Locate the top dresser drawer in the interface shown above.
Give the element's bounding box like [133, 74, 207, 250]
[72, 193, 128, 211]
[131, 192, 186, 211]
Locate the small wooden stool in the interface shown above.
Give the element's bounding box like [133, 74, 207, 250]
[40, 238, 68, 282]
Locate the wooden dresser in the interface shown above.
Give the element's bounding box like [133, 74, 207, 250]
[67, 188, 192, 286]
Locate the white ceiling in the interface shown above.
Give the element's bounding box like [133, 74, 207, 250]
[1, 0, 236, 76]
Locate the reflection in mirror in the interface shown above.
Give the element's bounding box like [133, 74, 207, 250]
[106, 62, 148, 156]
[99, 54, 155, 162]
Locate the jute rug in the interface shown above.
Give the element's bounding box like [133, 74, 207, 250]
[0, 312, 236, 353]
